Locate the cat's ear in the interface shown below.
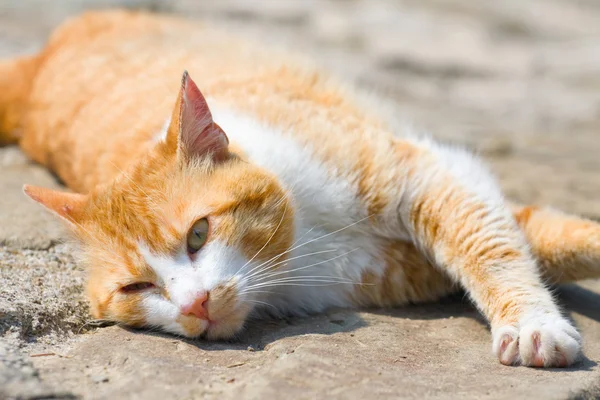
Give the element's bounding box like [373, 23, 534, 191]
[166, 71, 229, 163]
[23, 185, 87, 227]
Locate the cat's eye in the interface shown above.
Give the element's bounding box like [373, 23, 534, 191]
[187, 218, 209, 254]
[120, 282, 155, 293]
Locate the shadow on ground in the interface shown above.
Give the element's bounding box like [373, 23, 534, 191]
[121, 286, 598, 374]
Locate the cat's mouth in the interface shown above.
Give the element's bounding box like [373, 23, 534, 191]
[201, 307, 249, 340]
[169, 303, 248, 340]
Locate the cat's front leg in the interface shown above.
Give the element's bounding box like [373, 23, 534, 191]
[395, 139, 581, 367]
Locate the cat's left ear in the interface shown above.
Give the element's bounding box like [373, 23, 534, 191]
[166, 71, 229, 163]
[23, 184, 87, 228]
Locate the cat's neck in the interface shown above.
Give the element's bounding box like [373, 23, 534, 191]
[208, 102, 382, 313]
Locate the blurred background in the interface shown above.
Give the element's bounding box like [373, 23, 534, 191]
[1, 0, 599, 218]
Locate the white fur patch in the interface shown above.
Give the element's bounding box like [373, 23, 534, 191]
[207, 102, 387, 313]
[141, 294, 208, 336]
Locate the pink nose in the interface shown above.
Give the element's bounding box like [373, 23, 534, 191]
[181, 292, 209, 320]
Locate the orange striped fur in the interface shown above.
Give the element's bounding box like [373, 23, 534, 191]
[2, 10, 599, 367]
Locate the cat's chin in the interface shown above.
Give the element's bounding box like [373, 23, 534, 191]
[168, 309, 248, 340]
[203, 312, 247, 341]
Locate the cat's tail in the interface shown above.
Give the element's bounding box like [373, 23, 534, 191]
[0, 54, 41, 145]
[512, 205, 600, 284]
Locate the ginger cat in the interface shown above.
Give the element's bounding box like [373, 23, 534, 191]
[1, 10, 599, 368]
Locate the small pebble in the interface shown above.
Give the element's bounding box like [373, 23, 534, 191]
[20, 366, 36, 376]
[91, 375, 109, 383]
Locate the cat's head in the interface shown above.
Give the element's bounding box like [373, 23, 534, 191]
[24, 72, 295, 339]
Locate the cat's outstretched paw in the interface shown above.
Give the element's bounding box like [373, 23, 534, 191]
[492, 316, 581, 367]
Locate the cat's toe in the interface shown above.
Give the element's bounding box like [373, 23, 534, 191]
[492, 325, 520, 365]
[518, 316, 581, 367]
[493, 316, 581, 368]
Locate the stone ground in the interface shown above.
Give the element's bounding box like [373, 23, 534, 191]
[1, 0, 600, 399]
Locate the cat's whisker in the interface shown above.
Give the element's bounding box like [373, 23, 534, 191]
[244, 299, 278, 311]
[242, 249, 337, 282]
[243, 221, 328, 272]
[144, 324, 169, 336]
[238, 289, 277, 296]
[240, 215, 373, 281]
[289, 223, 322, 248]
[241, 219, 351, 280]
[234, 197, 289, 277]
[246, 280, 358, 289]
[245, 275, 361, 290]
[244, 281, 363, 289]
[76, 318, 116, 334]
[247, 275, 359, 284]
[248, 247, 360, 284]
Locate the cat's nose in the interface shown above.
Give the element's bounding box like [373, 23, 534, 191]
[181, 291, 209, 320]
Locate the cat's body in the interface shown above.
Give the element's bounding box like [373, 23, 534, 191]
[2, 10, 599, 368]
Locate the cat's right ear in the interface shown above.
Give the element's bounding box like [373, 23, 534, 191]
[23, 185, 87, 228]
[165, 71, 229, 163]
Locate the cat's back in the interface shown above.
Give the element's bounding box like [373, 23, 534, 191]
[18, 10, 401, 197]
